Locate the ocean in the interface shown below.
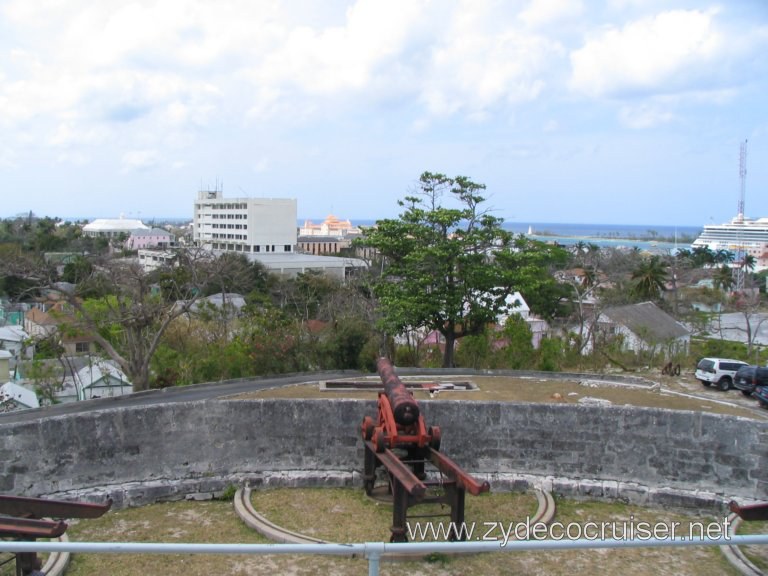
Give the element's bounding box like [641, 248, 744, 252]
[344, 220, 702, 251]
[502, 222, 702, 240]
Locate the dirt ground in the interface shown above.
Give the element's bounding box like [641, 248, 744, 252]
[232, 369, 768, 421]
[62, 491, 744, 576]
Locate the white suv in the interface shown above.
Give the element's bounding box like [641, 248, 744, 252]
[695, 357, 749, 391]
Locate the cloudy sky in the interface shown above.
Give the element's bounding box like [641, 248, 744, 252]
[1, 0, 767, 226]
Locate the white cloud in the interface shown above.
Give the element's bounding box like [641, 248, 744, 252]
[618, 104, 675, 129]
[519, 0, 584, 28]
[252, 0, 428, 97]
[0, 146, 16, 168]
[420, 3, 564, 117]
[122, 149, 161, 172]
[252, 158, 270, 173]
[56, 151, 91, 166]
[543, 119, 559, 132]
[48, 122, 109, 148]
[569, 9, 722, 98]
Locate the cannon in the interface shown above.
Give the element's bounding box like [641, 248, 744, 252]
[0, 494, 111, 574]
[361, 357, 440, 457]
[360, 358, 489, 542]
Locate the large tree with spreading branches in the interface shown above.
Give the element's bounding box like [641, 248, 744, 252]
[360, 171, 537, 367]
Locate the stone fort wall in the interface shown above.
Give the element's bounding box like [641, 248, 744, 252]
[1, 399, 766, 509]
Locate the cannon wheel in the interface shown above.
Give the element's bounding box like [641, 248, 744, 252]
[429, 426, 441, 451]
[375, 429, 387, 453]
[362, 416, 375, 441]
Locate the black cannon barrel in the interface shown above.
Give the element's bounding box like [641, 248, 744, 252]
[377, 357, 420, 426]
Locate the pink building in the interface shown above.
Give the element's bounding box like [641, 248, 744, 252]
[126, 228, 176, 250]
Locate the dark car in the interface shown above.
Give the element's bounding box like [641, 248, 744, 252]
[753, 384, 768, 408]
[734, 365, 768, 396]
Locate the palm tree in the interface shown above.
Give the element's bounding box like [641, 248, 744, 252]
[581, 265, 597, 289]
[691, 246, 716, 267]
[674, 248, 692, 267]
[631, 256, 669, 300]
[714, 249, 735, 265]
[572, 241, 587, 255]
[713, 265, 735, 292]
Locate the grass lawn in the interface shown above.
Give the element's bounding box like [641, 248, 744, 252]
[62, 490, 739, 576]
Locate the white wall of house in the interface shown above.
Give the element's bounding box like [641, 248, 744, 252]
[137, 250, 177, 272]
[0, 326, 30, 360]
[81, 376, 133, 400]
[75, 361, 133, 400]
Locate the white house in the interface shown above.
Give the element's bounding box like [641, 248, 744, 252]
[74, 361, 133, 400]
[0, 325, 30, 361]
[137, 249, 178, 272]
[83, 217, 150, 238]
[0, 381, 39, 411]
[397, 291, 549, 350]
[595, 301, 691, 357]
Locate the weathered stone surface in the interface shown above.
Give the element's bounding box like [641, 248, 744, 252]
[0, 398, 765, 508]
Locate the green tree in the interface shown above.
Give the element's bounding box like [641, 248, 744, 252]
[455, 331, 492, 369]
[55, 249, 224, 392]
[537, 336, 563, 371]
[25, 359, 63, 405]
[690, 246, 716, 267]
[496, 315, 534, 369]
[713, 265, 734, 292]
[61, 256, 94, 284]
[498, 236, 570, 320]
[201, 252, 269, 299]
[714, 249, 735, 265]
[631, 256, 669, 301]
[360, 172, 519, 367]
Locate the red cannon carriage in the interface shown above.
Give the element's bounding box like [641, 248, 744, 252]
[360, 358, 489, 542]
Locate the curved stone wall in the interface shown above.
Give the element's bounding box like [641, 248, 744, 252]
[1, 399, 765, 509]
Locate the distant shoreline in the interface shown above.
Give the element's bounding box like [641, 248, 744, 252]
[4, 213, 704, 245]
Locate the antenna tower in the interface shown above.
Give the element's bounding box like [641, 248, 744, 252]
[737, 140, 747, 220]
[734, 139, 748, 291]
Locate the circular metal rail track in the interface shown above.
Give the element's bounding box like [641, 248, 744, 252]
[234, 485, 556, 558]
[722, 513, 767, 576]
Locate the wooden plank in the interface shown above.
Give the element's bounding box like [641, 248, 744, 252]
[0, 495, 112, 519]
[364, 442, 427, 497]
[428, 448, 490, 496]
[0, 517, 68, 539]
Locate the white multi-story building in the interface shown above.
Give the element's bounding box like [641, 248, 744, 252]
[193, 190, 297, 254]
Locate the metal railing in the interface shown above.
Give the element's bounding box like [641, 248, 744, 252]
[3, 536, 768, 576]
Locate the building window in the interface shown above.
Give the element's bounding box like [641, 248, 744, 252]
[284, 245, 292, 252]
[75, 342, 90, 353]
[255, 246, 260, 252]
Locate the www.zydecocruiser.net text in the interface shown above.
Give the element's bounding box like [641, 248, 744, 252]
[406, 516, 732, 546]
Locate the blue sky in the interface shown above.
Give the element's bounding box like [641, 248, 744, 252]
[1, 0, 767, 226]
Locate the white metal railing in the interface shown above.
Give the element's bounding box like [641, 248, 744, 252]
[3, 536, 768, 576]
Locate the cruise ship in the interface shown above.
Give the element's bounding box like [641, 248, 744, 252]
[691, 215, 768, 271]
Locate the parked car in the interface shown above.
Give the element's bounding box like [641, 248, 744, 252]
[753, 385, 768, 409]
[734, 365, 768, 396]
[695, 357, 749, 391]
